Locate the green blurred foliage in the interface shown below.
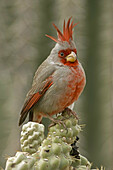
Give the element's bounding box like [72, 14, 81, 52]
[82, 1, 112, 168]
[0, 0, 112, 169]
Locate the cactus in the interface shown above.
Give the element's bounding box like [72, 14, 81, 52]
[5, 152, 36, 170]
[20, 122, 44, 154]
[5, 111, 93, 170]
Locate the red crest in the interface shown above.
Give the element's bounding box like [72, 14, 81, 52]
[46, 17, 78, 44]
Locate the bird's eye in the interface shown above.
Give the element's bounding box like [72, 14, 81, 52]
[60, 52, 64, 57]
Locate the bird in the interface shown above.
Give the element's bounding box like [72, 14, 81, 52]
[19, 17, 86, 126]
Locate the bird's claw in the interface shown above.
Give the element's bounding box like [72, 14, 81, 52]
[49, 118, 66, 129]
[62, 107, 79, 120]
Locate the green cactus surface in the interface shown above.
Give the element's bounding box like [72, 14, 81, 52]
[5, 151, 36, 170]
[20, 122, 44, 154]
[5, 112, 92, 170]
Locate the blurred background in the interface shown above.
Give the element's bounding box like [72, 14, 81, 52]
[0, 0, 112, 169]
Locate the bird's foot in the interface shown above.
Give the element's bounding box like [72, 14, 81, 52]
[48, 116, 66, 129]
[62, 107, 78, 120]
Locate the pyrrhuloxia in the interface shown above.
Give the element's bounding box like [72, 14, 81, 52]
[19, 18, 86, 126]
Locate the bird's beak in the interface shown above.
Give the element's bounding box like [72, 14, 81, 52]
[66, 51, 77, 62]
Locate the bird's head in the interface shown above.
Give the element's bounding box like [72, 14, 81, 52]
[46, 17, 79, 66]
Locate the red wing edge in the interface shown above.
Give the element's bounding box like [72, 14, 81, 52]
[19, 78, 53, 126]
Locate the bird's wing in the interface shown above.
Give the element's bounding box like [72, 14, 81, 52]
[19, 62, 55, 126]
[19, 77, 53, 126]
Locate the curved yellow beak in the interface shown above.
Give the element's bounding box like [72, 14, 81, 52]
[66, 51, 77, 62]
